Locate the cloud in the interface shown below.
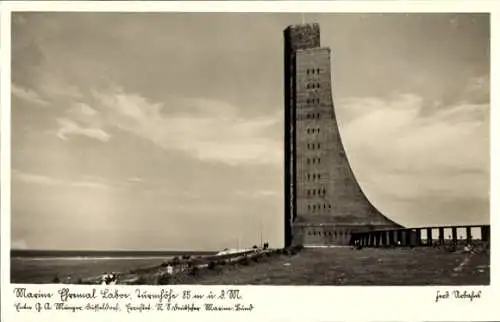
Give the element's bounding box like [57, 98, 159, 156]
[13, 170, 62, 185]
[92, 86, 282, 166]
[12, 14, 27, 25]
[13, 169, 114, 190]
[341, 93, 488, 175]
[127, 177, 144, 183]
[38, 73, 84, 100]
[11, 84, 49, 106]
[12, 239, 29, 250]
[70, 102, 98, 117]
[70, 180, 110, 190]
[463, 74, 489, 103]
[337, 84, 489, 221]
[67, 175, 113, 190]
[56, 118, 111, 142]
[45, 101, 111, 142]
[235, 190, 281, 199]
[449, 17, 460, 29]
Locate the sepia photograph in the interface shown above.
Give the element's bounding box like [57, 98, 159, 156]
[10, 11, 490, 286]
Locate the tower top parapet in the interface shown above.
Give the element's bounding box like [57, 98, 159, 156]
[284, 23, 321, 51]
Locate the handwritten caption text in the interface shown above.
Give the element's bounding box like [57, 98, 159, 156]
[13, 287, 254, 314]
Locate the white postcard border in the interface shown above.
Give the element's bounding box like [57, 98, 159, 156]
[1, 1, 499, 322]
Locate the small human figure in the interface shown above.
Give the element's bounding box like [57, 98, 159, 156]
[109, 273, 117, 285]
[166, 265, 173, 276]
[52, 274, 60, 283]
[101, 273, 108, 285]
[106, 273, 115, 285]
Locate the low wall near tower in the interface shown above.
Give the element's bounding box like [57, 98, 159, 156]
[351, 224, 490, 247]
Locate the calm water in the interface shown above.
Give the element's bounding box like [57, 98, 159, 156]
[11, 250, 215, 284]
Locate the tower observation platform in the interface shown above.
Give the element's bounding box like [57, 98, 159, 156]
[283, 23, 402, 247]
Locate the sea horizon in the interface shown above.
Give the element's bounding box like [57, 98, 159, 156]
[10, 249, 219, 283]
[11, 249, 218, 259]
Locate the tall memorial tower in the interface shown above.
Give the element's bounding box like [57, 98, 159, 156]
[284, 23, 401, 247]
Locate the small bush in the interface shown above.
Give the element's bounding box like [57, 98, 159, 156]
[446, 244, 457, 253]
[208, 261, 216, 270]
[156, 274, 171, 285]
[240, 257, 249, 265]
[282, 245, 304, 256]
[252, 245, 258, 249]
[189, 266, 199, 276]
[52, 275, 60, 283]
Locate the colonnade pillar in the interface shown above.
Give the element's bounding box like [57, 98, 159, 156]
[481, 226, 490, 242]
[466, 227, 472, 244]
[438, 227, 445, 245]
[415, 229, 422, 246]
[426, 228, 433, 246]
[451, 227, 458, 245]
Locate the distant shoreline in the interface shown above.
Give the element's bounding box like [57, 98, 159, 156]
[11, 249, 217, 258]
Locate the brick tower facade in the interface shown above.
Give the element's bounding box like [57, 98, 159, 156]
[284, 23, 402, 247]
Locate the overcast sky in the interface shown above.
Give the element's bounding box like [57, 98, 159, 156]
[11, 13, 489, 251]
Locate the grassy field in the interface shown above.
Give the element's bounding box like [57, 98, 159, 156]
[173, 247, 489, 285]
